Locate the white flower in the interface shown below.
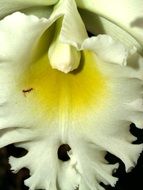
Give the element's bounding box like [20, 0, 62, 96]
[0, 0, 143, 190]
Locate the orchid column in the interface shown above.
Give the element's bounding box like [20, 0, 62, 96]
[0, 0, 143, 190]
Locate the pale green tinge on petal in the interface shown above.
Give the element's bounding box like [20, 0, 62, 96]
[22, 6, 54, 19]
[77, 0, 143, 53]
[0, 0, 58, 19]
[50, 0, 88, 48]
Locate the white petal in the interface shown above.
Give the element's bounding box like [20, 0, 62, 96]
[82, 35, 129, 65]
[77, 0, 143, 52]
[0, 0, 58, 18]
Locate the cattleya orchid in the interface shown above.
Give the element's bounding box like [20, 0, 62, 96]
[0, 0, 143, 190]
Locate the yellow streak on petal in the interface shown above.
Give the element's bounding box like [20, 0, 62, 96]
[20, 50, 109, 121]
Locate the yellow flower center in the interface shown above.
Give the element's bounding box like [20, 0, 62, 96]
[19, 50, 109, 123]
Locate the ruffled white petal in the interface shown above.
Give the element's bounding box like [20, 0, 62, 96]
[82, 35, 129, 66]
[77, 0, 143, 52]
[57, 152, 81, 190]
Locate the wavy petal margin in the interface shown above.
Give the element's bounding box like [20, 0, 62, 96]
[0, 11, 142, 190]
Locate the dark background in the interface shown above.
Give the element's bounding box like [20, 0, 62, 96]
[0, 124, 143, 190]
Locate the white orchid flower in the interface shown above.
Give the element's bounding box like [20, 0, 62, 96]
[0, 0, 143, 190]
